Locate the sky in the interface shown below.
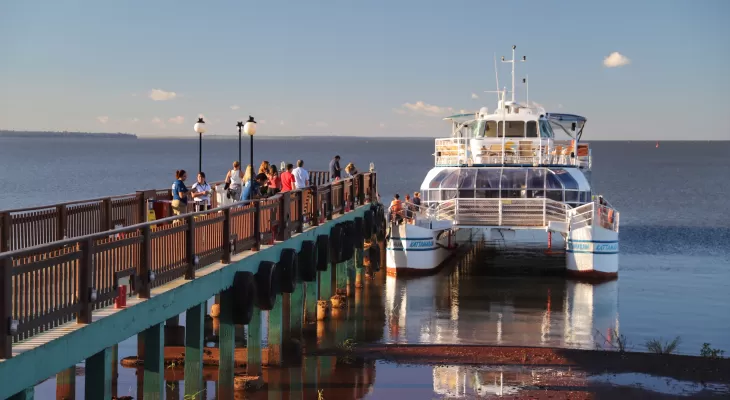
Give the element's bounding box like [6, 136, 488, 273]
[1, 0, 729, 140]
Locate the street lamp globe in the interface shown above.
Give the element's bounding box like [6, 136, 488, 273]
[194, 117, 206, 134]
[243, 115, 257, 136]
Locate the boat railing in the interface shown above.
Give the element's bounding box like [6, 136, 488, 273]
[567, 200, 620, 232]
[421, 198, 570, 227]
[436, 138, 592, 168]
[434, 138, 470, 166]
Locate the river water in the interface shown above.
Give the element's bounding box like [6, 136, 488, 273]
[1, 137, 728, 397]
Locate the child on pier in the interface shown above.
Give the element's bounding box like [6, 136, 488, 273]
[171, 170, 190, 215]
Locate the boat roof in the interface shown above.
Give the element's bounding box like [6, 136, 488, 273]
[545, 113, 587, 123]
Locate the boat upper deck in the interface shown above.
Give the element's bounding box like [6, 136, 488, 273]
[434, 137, 591, 168]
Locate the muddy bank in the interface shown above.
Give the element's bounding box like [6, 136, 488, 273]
[313, 344, 730, 383]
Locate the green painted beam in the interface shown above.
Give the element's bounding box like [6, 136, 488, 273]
[0, 209, 366, 399]
[319, 267, 333, 301]
[336, 261, 348, 293]
[268, 295, 283, 366]
[55, 366, 75, 400]
[289, 365, 303, 400]
[304, 278, 318, 324]
[246, 307, 263, 376]
[218, 288, 235, 399]
[303, 356, 318, 398]
[111, 344, 118, 397]
[85, 347, 112, 399]
[142, 323, 164, 400]
[184, 303, 205, 397]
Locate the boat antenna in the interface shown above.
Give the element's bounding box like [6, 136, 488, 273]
[501, 45, 526, 103]
[493, 53, 500, 103]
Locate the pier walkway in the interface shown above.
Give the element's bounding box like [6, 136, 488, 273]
[0, 171, 385, 399]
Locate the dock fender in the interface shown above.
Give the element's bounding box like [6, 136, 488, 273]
[354, 217, 365, 248]
[316, 234, 330, 271]
[278, 248, 298, 294]
[298, 240, 318, 282]
[232, 271, 256, 325]
[341, 221, 355, 261]
[368, 244, 381, 272]
[255, 261, 279, 310]
[329, 224, 344, 263]
[363, 210, 374, 238]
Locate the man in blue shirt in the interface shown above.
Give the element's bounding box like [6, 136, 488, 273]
[171, 170, 189, 215]
[329, 155, 341, 181]
[242, 173, 269, 201]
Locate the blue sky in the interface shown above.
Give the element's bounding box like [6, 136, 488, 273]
[1, 0, 729, 139]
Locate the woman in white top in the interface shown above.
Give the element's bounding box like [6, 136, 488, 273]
[225, 161, 245, 201]
[191, 172, 212, 211]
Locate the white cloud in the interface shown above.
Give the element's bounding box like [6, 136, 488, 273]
[309, 121, 328, 128]
[230, 105, 240, 110]
[259, 119, 267, 124]
[392, 108, 407, 115]
[603, 52, 631, 68]
[379, 123, 385, 128]
[151, 117, 166, 128]
[97, 116, 109, 124]
[557, 104, 564, 109]
[279, 120, 285, 125]
[148, 89, 177, 101]
[399, 101, 453, 117]
[471, 93, 479, 99]
[131, 117, 140, 123]
[168, 116, 185, 125]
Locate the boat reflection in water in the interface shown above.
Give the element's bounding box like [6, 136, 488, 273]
[383, 254, 620, 350]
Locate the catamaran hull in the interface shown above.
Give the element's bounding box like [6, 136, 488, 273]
[386, 224, 474, 276]
[566, 225, 619, 279]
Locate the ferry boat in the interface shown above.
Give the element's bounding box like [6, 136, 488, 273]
[386, 46, 620, 279]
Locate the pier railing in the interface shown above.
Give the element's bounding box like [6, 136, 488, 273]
[0, 172, 376, 357]
[0, 170, 341, 253]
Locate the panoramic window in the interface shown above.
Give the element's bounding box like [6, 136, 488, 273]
[539, 120, 554, 138]
[485, 121, 498, 138]
[503, 121, 525, 138]
[472, 120, 486, 138]
[526, 121, 538, 137]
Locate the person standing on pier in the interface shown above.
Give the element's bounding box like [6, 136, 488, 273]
[191, 172, 211, 211]
[225, 161, 245, 201]
[171, 169, 190, 215]
[345, 162, 358, 178]
[243, 173, 269, 201]
[292, 160, 309, 189]
[267, 165, 281, 196]
[329, 155, 341, 181]
[281, 163, 295, 192]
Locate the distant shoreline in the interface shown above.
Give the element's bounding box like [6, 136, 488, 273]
[0, 131, 137, 139]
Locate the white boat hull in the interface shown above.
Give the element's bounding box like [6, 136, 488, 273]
[386, 223, 475, 276]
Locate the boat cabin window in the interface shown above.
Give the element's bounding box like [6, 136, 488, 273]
[503, 121, 525, 138]
[484, 121, 498, 138]
[471, 120, 486, 138]
[539, 119, 554, 138]
[421, 167, 590, 208]
[526, 121, 538, 138]
[480, 121, 536, 138]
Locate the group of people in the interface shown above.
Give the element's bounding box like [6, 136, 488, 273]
[388, 192, 422, 224]
[169, 155, 359, 216]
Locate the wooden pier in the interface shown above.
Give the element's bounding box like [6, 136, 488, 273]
[0, 171, 386, 399]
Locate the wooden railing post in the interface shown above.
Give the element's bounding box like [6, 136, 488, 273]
[0, 256, 11, 359]
[347, 179, 354, 212]
[222, 208, 231, 264]
[297, 190, 304, 233]
[357, 174, 365, 206]
[77, 238, 94, 324]
[0, 212, 10, 253]
[278, 192, 290, 241]
[185, 215, 196, 280]
[135, 192, 147, 224]
[253, 201, 261, 251]
[102, 198, 113, 231]
[57, 204, 68, 240]
[311, 187, 319, 227]
[139, 225, 152, 298]
[326, 186, 333, 221]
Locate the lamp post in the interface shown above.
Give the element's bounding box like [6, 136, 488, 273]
[236, 121, 244, 164]
[243, 116, 257, 186]
[193, 117, 206, 173]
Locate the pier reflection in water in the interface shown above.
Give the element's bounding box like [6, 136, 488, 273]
[35, 250, 622, 398]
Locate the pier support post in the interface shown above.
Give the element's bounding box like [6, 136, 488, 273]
[290, 284, 304, 340]
[184, 303, 205, 397]
[9, 388, 34, 400]
[303, 356, 318, 398]
[56, 366, 75, 400]
[346, 256, 356, 297]
[304, 278, 318, 324]
[247, 307, 263, 376]
[142, 323, 164, 400]
[218, 288, 235, 399]
[111, 344, 118, 398]
[85, 347, 112, 400]
[268, 295, 283, 366]
[336, 261, 347, 295]
[355, 248, 364, 288]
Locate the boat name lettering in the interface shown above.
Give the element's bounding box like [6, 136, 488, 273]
[410, 240, 434, 248]
[567, 241, 618, 252]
